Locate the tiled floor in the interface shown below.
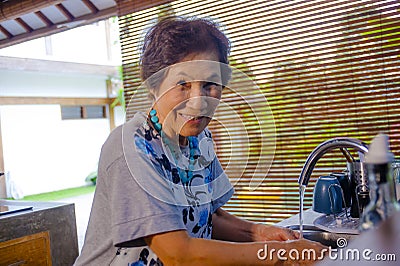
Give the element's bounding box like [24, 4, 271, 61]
[56, 192, 94, 252]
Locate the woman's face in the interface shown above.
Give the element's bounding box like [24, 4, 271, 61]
[151, 52, 223, 142]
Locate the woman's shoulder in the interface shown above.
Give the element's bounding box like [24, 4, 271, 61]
[100, 112, 147, 161]
[107, 112, 146, 140]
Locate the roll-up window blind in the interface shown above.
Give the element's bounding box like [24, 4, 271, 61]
[117, 0, 400, 224]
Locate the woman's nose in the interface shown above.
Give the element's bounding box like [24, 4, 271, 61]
[186, 82, 207, 110]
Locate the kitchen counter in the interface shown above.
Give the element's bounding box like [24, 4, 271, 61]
[0, 199, 79, 265]
[276, 208, 323, 228]
[317, 210, 400, 265]
[276, 208, 400, 265]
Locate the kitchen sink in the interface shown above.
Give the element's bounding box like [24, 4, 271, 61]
[286, 225, 358, 248]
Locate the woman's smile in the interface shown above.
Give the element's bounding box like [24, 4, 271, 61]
[179, 113, 202, 122]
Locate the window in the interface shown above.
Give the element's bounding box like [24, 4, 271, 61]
[85, 106, 107, 119]
[117, 0, 400, 223]
[61, 106, 82, 120]
[61, 105, 107, 120]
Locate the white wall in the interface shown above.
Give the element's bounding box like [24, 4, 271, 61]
[0, 105, 110, 196]
[0, 18, 124, 196]
[0, 69, 124, 196]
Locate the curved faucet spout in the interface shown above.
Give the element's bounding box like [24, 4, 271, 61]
[298, 137, 369, 186]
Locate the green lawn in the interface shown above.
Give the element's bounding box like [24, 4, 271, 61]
[21, 185, 96, 202]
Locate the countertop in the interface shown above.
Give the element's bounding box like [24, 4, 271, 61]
[317, 210, 400, 265]
[0, 199, 70, 218]
[276, 208, 400, 265]
[276, 208, 324, 228]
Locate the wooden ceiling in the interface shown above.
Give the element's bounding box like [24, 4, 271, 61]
[0, 0, 118, 49]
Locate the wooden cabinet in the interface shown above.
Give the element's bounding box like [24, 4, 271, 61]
[0, 231, 52, 266]
[0, 200, 78, 265]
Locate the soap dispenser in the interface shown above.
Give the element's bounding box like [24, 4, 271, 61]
[359, 133, 400, 231]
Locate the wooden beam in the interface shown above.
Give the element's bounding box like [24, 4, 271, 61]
[0, 25, 12, 39]
[0, 6, 117, 49]
[0, 97, 115, 106]
[0, 0, 64, 22]
[82, 0, 99, 14]
[0, 111, 6, 198]
[35, 10, 53, 27]
[116, 0, 174, 16]
[55, 3, 75, 22]
[15, 18, 34, 33]
[106, 79, 116, 131]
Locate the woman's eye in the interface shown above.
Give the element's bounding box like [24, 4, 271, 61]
[177, 80, 190, 89]
[177, 80, 186, 86]
[204, 82, 222, 91]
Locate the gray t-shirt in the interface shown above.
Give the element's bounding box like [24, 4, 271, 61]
[74, 112, 234, 265]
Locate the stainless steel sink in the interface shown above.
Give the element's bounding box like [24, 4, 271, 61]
[287, 225, 358, 248]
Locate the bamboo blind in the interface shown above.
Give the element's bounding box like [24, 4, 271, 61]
[117, 0, 400, 224]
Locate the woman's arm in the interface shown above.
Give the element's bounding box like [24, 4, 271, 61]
[212, 208, 299, 242]
[145, 229, 326, 265]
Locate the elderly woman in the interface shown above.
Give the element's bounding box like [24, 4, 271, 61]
[74, 17, 324, 265]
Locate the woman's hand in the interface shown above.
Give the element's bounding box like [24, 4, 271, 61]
[212, 208, 301, 242]
[252, 223, 300, 241]
[274, 238, 328, 265]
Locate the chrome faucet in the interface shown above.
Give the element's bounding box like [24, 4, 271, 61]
[298, 137, 369, 186]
